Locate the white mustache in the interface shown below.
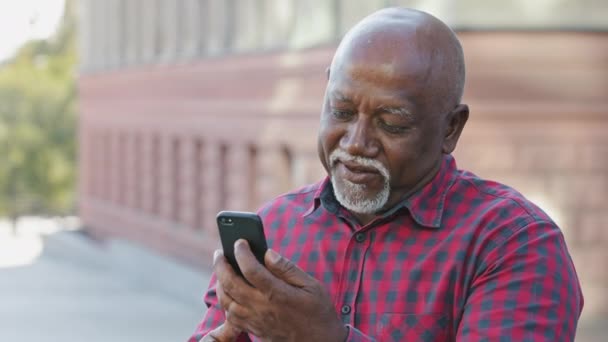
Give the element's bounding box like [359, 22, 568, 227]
[329, 150, 390, 180]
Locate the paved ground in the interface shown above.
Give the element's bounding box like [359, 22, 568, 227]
[0, 217, 605, 341]
[0, 218, 211, 342]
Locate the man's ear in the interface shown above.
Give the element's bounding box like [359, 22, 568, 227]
[442, 104, 469, 154]
[325, 67, 331, 80]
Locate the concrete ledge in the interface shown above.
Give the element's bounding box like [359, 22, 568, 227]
[42, 230, 111, 269]
[43, 230, 212, 305]
[107, 239, 212, 305]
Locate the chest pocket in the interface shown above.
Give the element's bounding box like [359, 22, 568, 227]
[376, 313, 449, 342]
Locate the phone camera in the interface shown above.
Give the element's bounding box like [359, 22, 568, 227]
[221, 217, 234, 225]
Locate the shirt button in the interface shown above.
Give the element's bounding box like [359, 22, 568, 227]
[355, 232, 366, 243]
[341, 304, 351, 315]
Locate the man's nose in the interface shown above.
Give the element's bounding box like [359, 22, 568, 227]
[340, 117, 380, 158]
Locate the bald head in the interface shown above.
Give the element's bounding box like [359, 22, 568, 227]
[329, 8, 465, 114]
[318, 8, 470, 219]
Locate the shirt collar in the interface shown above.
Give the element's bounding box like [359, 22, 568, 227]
[399, 154, 458, 228]
[302, 178, 329, 217]
[303, 154, 458, 229]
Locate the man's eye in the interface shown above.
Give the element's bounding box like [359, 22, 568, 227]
[331, 110, 354, 120]
[380, 121, 408, 134]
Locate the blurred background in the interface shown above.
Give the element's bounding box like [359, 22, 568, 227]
[0, 0, 606, 341]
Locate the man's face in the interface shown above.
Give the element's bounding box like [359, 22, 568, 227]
[318, 59, 446, 215]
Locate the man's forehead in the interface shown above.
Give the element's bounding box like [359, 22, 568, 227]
[328, 7, 454, 87]
[345, 60, 427, 87]
[331, 31, 431, 87]
[328, 57, 430, 104]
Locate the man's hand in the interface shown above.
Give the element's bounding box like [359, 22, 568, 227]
[201, 322, 242, 342]
[213, 240, 347, 341]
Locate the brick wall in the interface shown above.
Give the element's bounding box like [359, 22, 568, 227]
[78, 32, 608, 319]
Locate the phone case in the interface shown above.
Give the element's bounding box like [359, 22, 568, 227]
[216, 211, 268, 277]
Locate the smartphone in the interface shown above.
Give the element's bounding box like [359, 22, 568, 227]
[216, 211, 268, 277]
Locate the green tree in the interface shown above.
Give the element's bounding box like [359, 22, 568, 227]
[0, 0, 76, 229]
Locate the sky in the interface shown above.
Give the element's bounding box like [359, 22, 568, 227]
[0, 0, 65, 61]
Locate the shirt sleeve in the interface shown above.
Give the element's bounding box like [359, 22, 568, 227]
[188, 274, 251, 342]
[456, 220, 584, 341]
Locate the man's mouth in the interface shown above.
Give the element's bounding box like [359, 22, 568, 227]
[339, 160, 380, 174]
[335, 160, 382, 184]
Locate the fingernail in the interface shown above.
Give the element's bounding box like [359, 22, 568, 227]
[234, 239, 247, 250]
[213, 250, 222, 263]
[267, 249, 281, 264]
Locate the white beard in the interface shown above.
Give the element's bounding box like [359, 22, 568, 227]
[329, 149, 390, 215]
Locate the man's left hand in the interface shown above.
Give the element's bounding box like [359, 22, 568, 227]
[213, 240, 347, 342]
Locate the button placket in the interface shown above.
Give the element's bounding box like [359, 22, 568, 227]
[341, 304, 351, 315]
[355, 232, 366, 243]
[338, 230, 371, 325]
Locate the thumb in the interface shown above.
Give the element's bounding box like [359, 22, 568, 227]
[265, 249, 312, 287]
[202, 322, 242, 342]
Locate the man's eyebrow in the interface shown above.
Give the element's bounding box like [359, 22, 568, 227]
[330, 91, 353, 103]
[377, 105, 414, 120]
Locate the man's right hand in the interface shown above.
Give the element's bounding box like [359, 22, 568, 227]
[201, 322, 243, 342]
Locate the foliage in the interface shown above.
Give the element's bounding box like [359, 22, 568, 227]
[0, 0, 77, 221]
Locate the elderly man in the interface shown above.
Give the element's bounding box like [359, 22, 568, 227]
[190, 7, 583, 342]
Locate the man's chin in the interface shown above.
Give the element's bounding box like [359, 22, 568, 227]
[332, 177, 390, 214]
[333, 173, 381, 190]
[333, 177, 374, 195]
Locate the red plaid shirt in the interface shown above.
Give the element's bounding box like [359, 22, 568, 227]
[190, 154, 583, 341]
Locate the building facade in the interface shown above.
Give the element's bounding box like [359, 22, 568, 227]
[77, 0, 608, 321]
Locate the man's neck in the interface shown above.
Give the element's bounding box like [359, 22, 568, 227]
[351, 212, 376, 226]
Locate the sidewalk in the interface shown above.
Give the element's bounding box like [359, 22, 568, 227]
[0, 218, 212, 342]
